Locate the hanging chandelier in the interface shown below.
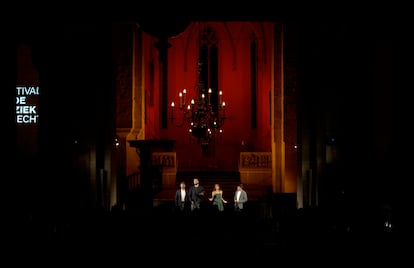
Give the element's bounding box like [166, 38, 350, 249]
[170, 22, 227, 147]
[169, 58, 226, 146]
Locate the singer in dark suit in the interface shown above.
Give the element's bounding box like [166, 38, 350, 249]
[188, 177, 205, 211]
[175, 181, 190, 212]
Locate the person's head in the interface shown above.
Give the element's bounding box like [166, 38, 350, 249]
[180, 181, 186, 188]
[214, 183, 220, 190]
[193, 178, 199, 186]
[237, 184, 244, 191]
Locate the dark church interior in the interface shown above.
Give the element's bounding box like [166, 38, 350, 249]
[7, 7, 397, 264]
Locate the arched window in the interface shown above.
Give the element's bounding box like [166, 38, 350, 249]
[250, 34, 258, 129]
[200, 26, 219, 113]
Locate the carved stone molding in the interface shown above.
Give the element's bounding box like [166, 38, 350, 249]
[239, 152, 272, 169]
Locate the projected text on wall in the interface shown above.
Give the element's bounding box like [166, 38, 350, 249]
[16, 86, 39, 124]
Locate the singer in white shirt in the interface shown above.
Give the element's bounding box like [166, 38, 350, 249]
[175, 181, 190, 212]
[234, 183, 248, 213]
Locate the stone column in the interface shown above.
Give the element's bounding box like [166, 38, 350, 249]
[271, 23, 285, 193]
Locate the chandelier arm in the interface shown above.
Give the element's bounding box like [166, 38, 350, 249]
[169, 108, 189, 127]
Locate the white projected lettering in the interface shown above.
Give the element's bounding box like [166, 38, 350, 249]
[16, 86, 40, 124]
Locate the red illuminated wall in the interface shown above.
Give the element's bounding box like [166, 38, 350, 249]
[143, 22, 274, 171]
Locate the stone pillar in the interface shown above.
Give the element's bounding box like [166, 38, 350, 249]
[271, 23, 285, 193]
[128, 140, 176, 211]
